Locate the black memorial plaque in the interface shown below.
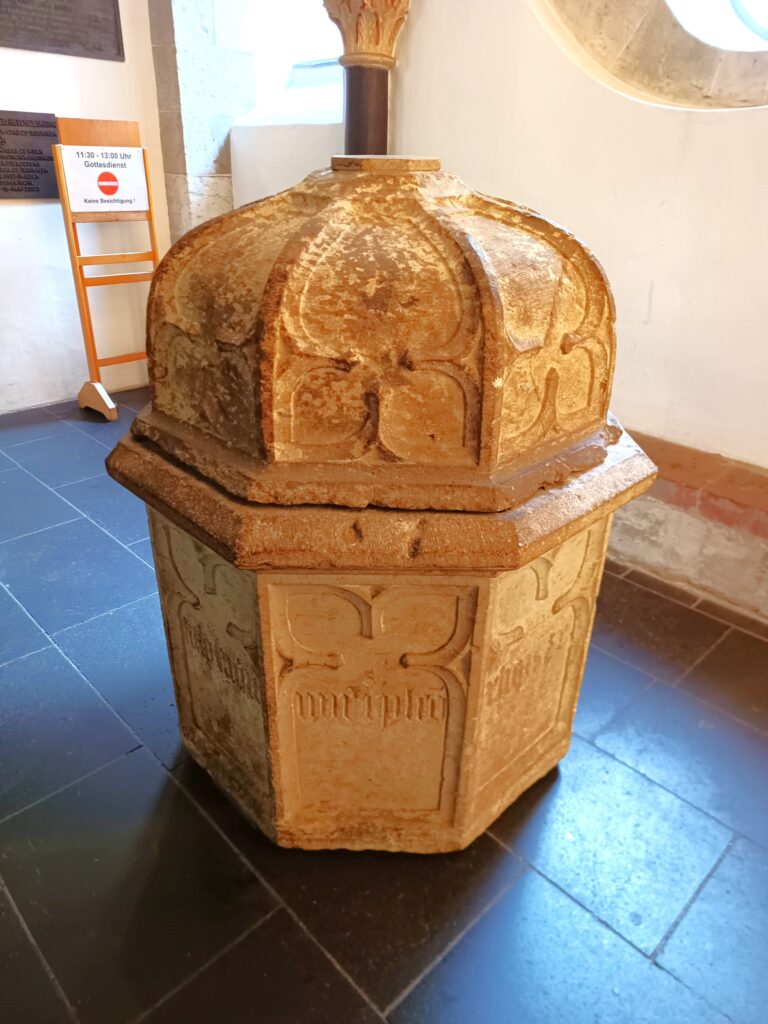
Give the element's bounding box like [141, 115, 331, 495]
[0, 111, 59, 199]
[0, 0, 124, 61]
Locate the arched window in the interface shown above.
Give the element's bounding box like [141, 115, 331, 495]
[664, 0, 768, 51]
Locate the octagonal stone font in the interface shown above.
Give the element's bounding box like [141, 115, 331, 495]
[150, 509, 609, 852]
[108, 153, 656, 853]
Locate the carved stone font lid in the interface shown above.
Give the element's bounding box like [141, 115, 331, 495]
[134, 155, 622, 513]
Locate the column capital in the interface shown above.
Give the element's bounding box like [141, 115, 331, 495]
[323, 0, 410, 70]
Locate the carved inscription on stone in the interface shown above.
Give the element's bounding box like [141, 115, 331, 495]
[475, 519, 609, 799]
[149, 512, 272, 823]
[261, 580, 478, 827]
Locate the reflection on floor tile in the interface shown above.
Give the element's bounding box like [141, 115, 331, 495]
[392, 869, 727, 1024]
[0, 469, 81, 543]
[144, 908, 380, 1024]
[55, 594, 182, 768]
[0, 749, 276, 1024]
[57, 472, 149, 545]
[596, 682, 768, 848]
[593, 574, 727, 680]
[490, 737, 731, 953]
[0, 647, 136, 820]
[574, 646, 653, 740]
[174, 759, 525, 1011]
[660, 837, 768, 1024]
[0, 518, 156, 633]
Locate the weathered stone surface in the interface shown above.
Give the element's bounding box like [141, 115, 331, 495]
[134, 156, 622, 513]
[149, 508, 608, 851]
[108, 151, 655, 852]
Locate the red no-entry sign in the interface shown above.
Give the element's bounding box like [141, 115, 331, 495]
[59, 146, 149, 212]
[97, 171, 118, 196]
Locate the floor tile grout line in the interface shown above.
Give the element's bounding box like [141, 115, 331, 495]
[0, 748, 142, 829]
[487, 828, 749, 1022]
[0, 873, 81, 1023]
[52, 471, 113, 488]
[620, 573, 701, 611]
[587, 636, 768, 742]
[0, 585, 159, 781]
[49, 590, 160, 642]
[129, 906, 282, 1023]
[0, 427, 78, 452]
[0, 514, 84, 548]
[162, 765, 388, 1022]
[672, 626, 733, 688]
[43, 409, 120, 450]
[582, 730, 768, 855]
[587, 640, 659, 681]
[13, 458, 154, 561]
[581, 674, 659, 746]
[485, 832, 660, 962]
[617, 566, 768, 640]
[0, 643, 52, 670]
[381, 865, 526, 1018]
[694, 605, 768, 641]
[649, 833, 738, 965]
[2, 443, 153, 561]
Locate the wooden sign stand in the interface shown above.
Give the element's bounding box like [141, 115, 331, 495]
[52, 118, 159, 420]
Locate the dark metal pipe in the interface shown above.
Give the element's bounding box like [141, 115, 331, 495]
[344, 66, 389, 155]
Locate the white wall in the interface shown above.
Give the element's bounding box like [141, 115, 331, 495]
[0, 0, 169, 413]
[391, 0, 768, 467]
[231, 122, 343, 206]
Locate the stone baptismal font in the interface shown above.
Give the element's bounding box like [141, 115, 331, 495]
[108, 0, 655, 852]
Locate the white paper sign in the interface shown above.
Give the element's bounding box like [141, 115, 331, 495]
[60, 146, 149, 213]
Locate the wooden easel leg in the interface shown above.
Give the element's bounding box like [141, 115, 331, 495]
[78, 381, 118, 421]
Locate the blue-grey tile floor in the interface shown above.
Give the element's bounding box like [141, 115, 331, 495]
[0, 390, 766, 1023]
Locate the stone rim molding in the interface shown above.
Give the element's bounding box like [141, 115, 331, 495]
[130, 156, 626, 514]
[532, 0, 768, 109]
[323, 0, 411, 69]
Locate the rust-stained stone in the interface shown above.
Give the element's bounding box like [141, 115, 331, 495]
[108, 154, 655, 852]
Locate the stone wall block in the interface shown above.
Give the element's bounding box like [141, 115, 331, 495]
[158, 109, 187, 176]
[152, 43, 182, 112]
[164, 172, 233, 241]
[149, 0, 175, 46]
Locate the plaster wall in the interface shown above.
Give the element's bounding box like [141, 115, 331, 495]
[390, 0, 768, 467]
[0, 0, 170, 414]
[231, 123, 343, 207]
